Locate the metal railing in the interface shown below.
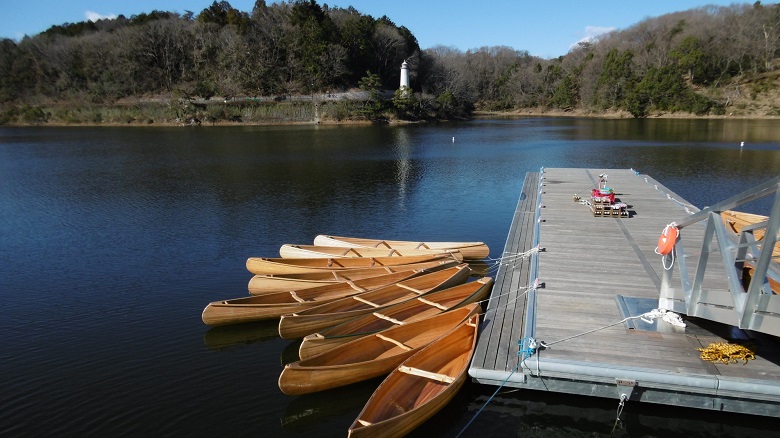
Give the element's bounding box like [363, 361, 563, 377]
[658, 176, 780, 336]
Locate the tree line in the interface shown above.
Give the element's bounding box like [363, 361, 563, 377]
[1, 0, 778, 123]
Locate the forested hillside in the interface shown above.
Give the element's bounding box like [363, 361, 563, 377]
[1, 0, 779, 124]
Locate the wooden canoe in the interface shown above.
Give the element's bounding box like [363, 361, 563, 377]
[347, 312, 479, 438]
[277, 304, 479, 396]
[246, 254, 461, 275]
[298, 276, 493, 360]
[279, 244, 463, 261]
[202, 270, 424, 326]
[742, 262, 780, 294]
[277, 263, 472, 339]
[314, 234, 490, 260]
[246, 259, 458, 295]
[722, 210, 779, 258]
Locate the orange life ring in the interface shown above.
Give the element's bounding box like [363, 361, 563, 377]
[656, 224, 679, 256]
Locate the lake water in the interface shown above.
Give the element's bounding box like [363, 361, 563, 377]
[1, 118, 779, 437]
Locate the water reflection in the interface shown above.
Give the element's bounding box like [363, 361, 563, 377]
[568, 117, 780, 144]
[392, 127, 413, 210]
[280, 378, 379, 434]
[203, 320, 281, 350]
[281, 340, 303, 366]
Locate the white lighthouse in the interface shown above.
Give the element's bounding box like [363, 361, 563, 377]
[399, 60, 410, 89]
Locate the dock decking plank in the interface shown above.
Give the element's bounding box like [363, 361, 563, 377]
[472, 171, 538, 372]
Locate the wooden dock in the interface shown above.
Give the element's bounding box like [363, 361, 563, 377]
[469, 168, 780, 417]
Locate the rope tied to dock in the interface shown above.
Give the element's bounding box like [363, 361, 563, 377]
[697, 342, 756, 364]
[542, 308, 686, 348]
[457, 334, 541, 438]
[484, 245, 541, 275]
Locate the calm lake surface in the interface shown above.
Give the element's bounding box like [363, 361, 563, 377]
[1, 118, 779, 437]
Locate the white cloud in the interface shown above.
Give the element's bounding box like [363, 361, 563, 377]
[85, 11, 117, 22]
[571, 25, 615, 49]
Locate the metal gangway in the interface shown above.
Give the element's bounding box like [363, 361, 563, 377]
[659, 176, 780, 336]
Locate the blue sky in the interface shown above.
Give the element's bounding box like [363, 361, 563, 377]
[1, 1, 763, 58]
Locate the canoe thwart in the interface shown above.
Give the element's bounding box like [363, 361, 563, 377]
[398, 365, 455, 383]
[396, 283, 425, 294]
[326, 258, 346, 268]
[372, 312, 405, 326]
[289, 291, 306, 303]
[352, 296, 381, 307]
[375, 333, 413, 350]
[416, 297, 448, 311]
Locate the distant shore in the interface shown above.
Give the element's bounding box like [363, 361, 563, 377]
[475, 108, 780, 120]
[3, 100, 778, 127]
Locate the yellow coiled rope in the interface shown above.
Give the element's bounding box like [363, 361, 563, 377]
[697, 342, 756, 364]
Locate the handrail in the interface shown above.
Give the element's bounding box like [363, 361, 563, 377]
[674, 176, 780, 229]
[659, 175, 780, 337]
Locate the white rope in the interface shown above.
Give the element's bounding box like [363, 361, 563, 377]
[477, 281, 536, 315]
[611, 394, 627, 433]
[543, 308, 686, 347]
[483, 245, 540, 264]
[661, 249, 675, 271]
[484, 246, 540, 275]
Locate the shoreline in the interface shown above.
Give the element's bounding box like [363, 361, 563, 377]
[3, 108, 779, 128]
[474, 108, 780, 120]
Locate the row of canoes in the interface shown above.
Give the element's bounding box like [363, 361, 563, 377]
[201, 235, 493, 436]
[204, 235, 490, 327]
[203, 262, 473, 327]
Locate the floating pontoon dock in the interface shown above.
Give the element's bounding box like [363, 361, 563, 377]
[470, 168, 780, 417]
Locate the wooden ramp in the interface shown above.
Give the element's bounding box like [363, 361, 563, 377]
[470, 168, 780, 417]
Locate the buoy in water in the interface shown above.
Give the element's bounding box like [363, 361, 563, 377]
[656, 224, 679, 256]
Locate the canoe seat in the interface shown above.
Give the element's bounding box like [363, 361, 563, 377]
[416, 297, 447, 311]
[373, 312, 405, 325]
[398, 365, 455, 383]
[352, 295, 380, 307]
[396, 283, 425, 294]
[375, 333, 413, 350]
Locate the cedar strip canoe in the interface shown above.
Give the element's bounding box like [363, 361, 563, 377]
[201, 270, 424, 326]
[722, 210, 780, 258]
[277, 263, 471, 339]
[298, 276, 493, 360]
[314, 234, 490, 260]
[347, 313, 479, 438]
[279, 244, 463, 261]
[277, 304, 479, 396]
[246, 254, 460, 275]
[246, 259, 458, 295]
